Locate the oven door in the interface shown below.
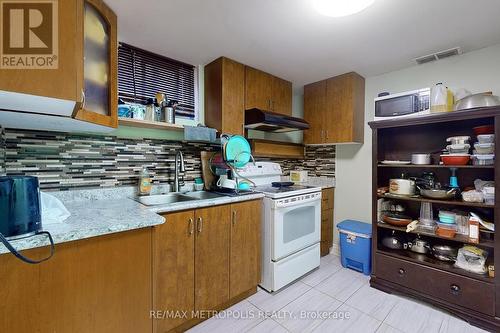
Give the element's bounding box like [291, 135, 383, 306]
[271, 194, 321, 261]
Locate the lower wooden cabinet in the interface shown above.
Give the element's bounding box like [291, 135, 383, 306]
[230, 200, 262, 298]
[153, 210, 195, 333]
[320, 188, 335, 256]
[195, 205, 231, 311]
[0, 229, 153, 333]
[154, 200, 261, 332]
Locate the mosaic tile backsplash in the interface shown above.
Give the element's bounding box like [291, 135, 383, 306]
[0, 126, 335, 190]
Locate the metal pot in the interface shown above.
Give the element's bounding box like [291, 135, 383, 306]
[454, 93, 500, 111]
[411, 153, 431, 165]
[431, 244, 458, 262]
[381, 231, 404, 250]
[389, 178, 416, 196]
[404, 237, 430, 254]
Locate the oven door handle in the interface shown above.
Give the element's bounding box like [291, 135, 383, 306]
[272, 195, 321, 209]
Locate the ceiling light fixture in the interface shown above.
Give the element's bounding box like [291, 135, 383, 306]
[312, 0, 375, 17]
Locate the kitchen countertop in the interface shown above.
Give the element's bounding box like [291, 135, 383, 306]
[0, 188, 264, 255]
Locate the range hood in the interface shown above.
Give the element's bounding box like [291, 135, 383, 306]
[245, 108, 310, 133]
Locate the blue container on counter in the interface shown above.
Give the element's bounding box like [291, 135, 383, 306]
[337, 220, 372, 275]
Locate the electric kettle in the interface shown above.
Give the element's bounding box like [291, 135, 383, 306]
[0, 176, 54, 264]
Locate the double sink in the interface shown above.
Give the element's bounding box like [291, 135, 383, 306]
[135, 191, 224, 206]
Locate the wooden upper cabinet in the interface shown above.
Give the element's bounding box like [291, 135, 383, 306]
[154, 211, 195, 333]
[204, 58, 292, 135]
[324, 72, 365, 143]
[245, 66, 293, 115]
[194, 205, 231, 311]
[230, 200, 262, 298]
[272, 76, 292, 116]
[204, 57, 245, 135]
[303, 72, 365, 144]
[0, 0, 79, 101]
[74, 0, 118, 128]
[304, 80, 327, 144]
[0, 0, 117, 129]
[245, 66, 273, 111]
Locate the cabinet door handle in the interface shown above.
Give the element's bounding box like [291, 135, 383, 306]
[450, 284, 460, 294]
[232, 210, 237, 226]
[325, 130, 329, 141]
[398, 268, 405, 276]
[188, 218, 194, 235]
[197, 217, 203, 233]
[268, 99, 272, 110]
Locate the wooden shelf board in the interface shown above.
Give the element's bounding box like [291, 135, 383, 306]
[378, 164, 494, 169]
[378, 193, 494, 209]
[377, 248, 493, 284]
[118, 118, 184, 131]
[377, 222, 495, 249]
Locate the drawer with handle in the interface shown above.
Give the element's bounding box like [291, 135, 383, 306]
[374, 253, 495, 316]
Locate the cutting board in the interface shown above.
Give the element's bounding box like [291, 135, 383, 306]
[200, 151, 216, 190]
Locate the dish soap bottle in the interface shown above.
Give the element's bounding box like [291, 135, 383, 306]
[139, 166, 152, 196]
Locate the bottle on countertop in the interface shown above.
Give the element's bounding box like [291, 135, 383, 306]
[139, 166, 152, 196]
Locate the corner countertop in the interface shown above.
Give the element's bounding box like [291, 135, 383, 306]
[0, 189, 264, 255]
[284, 177, 336, 190]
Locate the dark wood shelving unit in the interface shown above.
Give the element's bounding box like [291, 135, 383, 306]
[369, 106, 500, 331]
[377, 222, 495, 249]
[378, 193, 494, 209]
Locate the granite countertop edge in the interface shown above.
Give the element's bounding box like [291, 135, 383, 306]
[0, 193, 265, 255]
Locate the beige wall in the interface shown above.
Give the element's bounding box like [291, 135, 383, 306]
[334, 43, 500, 244]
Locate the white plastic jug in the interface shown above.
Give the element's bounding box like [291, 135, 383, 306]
[430, 83, 453, 112]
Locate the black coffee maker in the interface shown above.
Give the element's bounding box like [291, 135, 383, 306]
[0, 176, 54, 264]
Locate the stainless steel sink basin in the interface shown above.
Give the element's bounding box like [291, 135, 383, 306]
[181, 191, 224, 200]
[134, 193, 196, 206]
[134, 191, 224, 206]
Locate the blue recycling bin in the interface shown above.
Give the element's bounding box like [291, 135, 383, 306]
[337, 220, 372, 275]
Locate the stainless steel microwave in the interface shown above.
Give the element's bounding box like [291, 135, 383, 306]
[374, 88, 430, 121]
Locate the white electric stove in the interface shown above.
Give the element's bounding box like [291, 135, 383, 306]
[238, 162, 322, 292]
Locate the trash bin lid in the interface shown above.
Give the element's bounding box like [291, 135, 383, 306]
[337, 220, 372, 237]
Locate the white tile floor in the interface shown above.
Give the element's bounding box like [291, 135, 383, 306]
[187, 253, 488, 333]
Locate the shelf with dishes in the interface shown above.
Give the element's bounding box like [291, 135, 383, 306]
[377, 193, 494, 209]
[377, 222, 494, 249]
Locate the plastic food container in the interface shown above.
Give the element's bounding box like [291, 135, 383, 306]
[438, 211, 456, 224]
[440, 154, 470, 165]
[436, 223, 457, 238]
[484, 193, 495, 205]
[477, 134, 495, 144]
[473, 125, 494, 136]
[472, 154, 494, 166]
[462, 190, 484, 203]
[446, 144, 470, 154]
[446, 136, 470, 145]
[474, 142, 495, 154]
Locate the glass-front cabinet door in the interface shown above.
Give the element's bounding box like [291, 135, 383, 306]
[74, 0, 117, 128]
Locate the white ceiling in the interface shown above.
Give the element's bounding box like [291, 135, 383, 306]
[108, 0, 500, 92]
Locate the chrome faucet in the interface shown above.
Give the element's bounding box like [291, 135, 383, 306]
[174, 150, 185, 192]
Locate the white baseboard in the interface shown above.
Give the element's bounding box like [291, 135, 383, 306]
[330, 243, 340, 256]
